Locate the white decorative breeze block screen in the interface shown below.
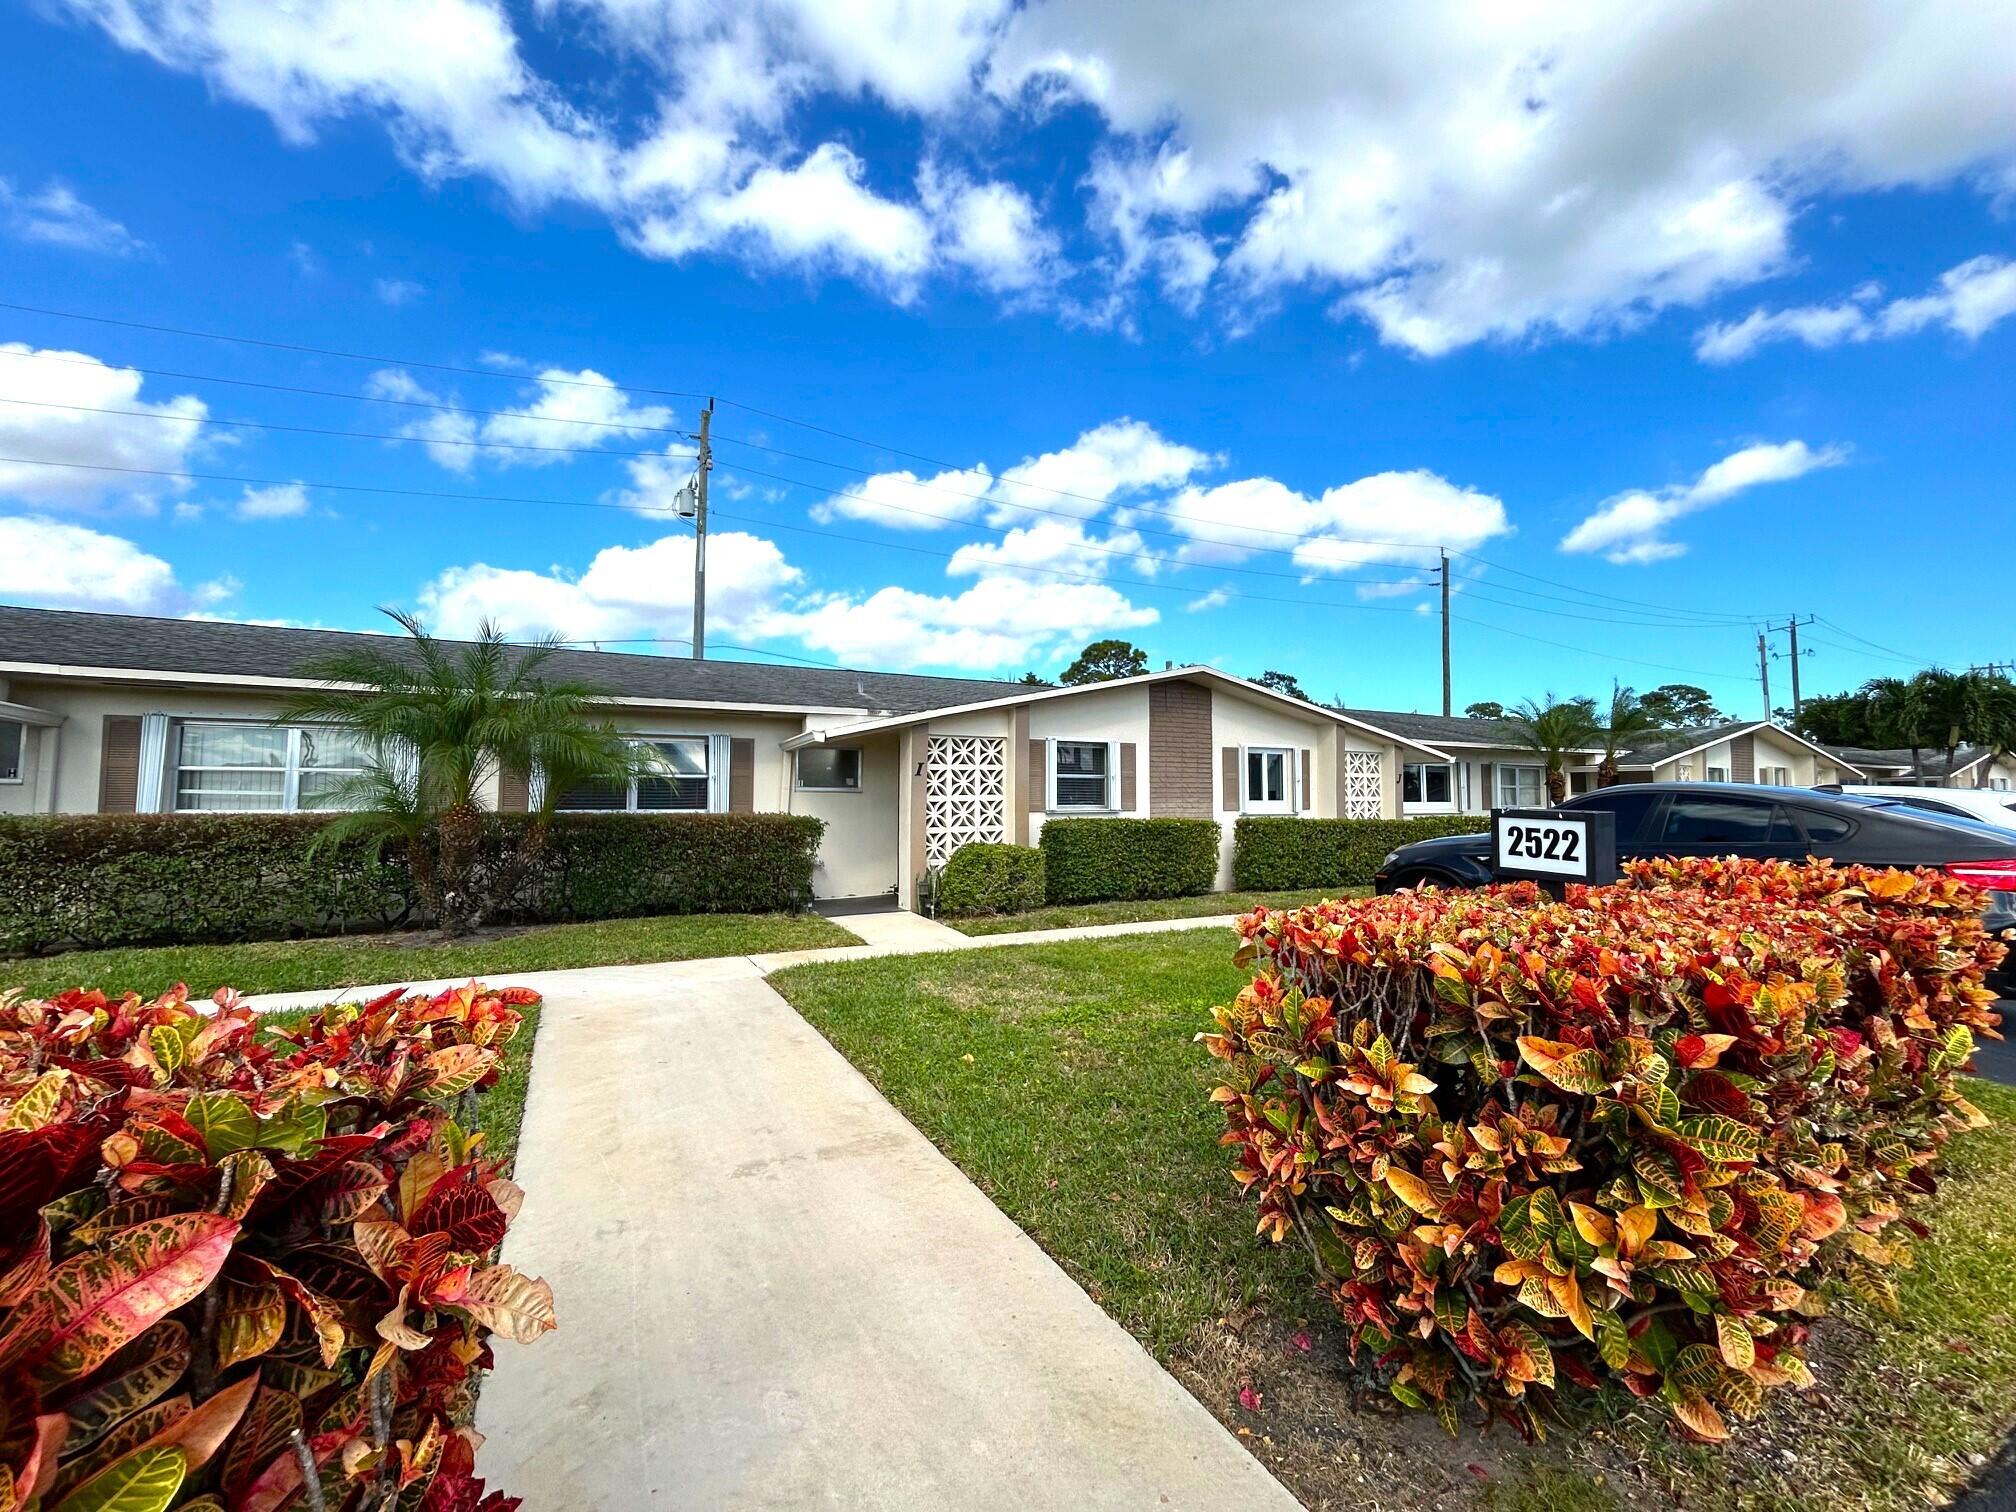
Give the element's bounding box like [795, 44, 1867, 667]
[925, 734, 1007, 868]
[1343, 750, 1384, 819]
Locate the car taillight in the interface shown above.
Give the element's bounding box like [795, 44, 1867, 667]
[1944, 860, 2016, 891]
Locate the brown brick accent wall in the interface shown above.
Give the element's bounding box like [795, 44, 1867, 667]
[98, 715, 141, 813]
[1730, 734, 1756, 783]
[729, 737, 756, 812]
[1119, 742, 1137, 811]
[1146, 680, 1213, 818]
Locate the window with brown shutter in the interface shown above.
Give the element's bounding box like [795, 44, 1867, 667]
[1119, 742, 1137, 811]
[1221, 746, 1239, 811]
[98, 715, 141, 813]
[729, 737, 756, 812]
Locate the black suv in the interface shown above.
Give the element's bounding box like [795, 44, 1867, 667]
[1373, 782, 2016, 949]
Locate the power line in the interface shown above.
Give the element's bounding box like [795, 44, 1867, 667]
[1813, 616, 1940, 668]
[553, 635, 842, 668]
[1450, 611, 1750, 684]
[0, 299, 712, 400]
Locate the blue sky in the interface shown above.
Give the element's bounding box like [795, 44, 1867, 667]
[2, 1, 2013, 715]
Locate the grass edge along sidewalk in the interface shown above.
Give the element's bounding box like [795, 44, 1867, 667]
[944, 887, 1356, 937]
[771, 928, 2016, 1512]
[2, 909, 860, 999]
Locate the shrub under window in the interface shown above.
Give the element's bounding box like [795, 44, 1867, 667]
[1038, 816, 1218, 902]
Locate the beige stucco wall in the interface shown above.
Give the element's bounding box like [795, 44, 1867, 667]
[788, 732, 900, 901]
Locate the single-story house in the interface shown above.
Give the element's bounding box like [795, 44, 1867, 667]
[1823, 744, 2016, 791]
[1339, 711, 1863, 815]
[0, 606, 1456, 910]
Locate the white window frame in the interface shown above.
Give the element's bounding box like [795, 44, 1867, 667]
[1495, 763, 1545, 809]
[557, 733, 722, 814]
[1242, 745, 1297, 816]
[169, 720, 371, 814]
[1403, 760, 1456, 813]
[795, 745, 863, 794]
[1047, 738, 1119, 813]
[0, 720, 22, 785]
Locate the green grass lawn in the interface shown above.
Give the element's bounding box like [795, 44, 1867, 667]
[773, 929, 2016, 1512]
[4, 910, 860, 1000]
[944, 886, 1361, 937]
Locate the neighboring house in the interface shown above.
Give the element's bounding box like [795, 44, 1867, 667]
[1595, 719, 1864, 788]
[1823, 744, 2016, 791]
[0, 606, 1452, 910]
[1339, 708, 1605, 816]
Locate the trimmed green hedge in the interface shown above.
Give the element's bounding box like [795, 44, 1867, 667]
[0, 811, 825, 955]
[1038, 817, 1220, 904]
[1232, 815, 1491, 890]
[936, 842, 1046, 916]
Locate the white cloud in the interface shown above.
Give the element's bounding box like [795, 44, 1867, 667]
[1186, 587, 1229, 612]
[824, 418, 1212, 532]
[989, 2, 2016, 349]
[0, 178, 143, 255]
[0, 345, 208, 510]
[0, 515, 201, 610]
[755, 577, 1155, 671]
[364, 365, 675, 470]
[1697, 256, 2016, 361]
[945, 519, 1148, 581]
[373, 276, 425, 305]
[1560, 440, 1848, 564]
[234, 481, 311, 519]
[416, 529, 800, 641]
[1159, 469, 1510, 582]
[59, 0, 2016, 345]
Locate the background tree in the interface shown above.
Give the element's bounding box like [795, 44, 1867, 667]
[1017, 671, 1049, 686]
[1253, 669, 1311, 701]
[1971, 675, 2016, 787]
[1503, 694, 1601, 804]
[279, 610, 650, 936]
[1463, 700, 1507, 720]
[1791, 689, 1877, 746]
[1911, 668, 1978, 781]
[1060, 638, 1150, 685]
[1864, 676, 1929, 782]
[1637, 683, 1723, 728]
[1596, 682, 1660, 788]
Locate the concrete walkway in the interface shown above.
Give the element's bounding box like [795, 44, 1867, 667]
[245, 912, 1294, 1510]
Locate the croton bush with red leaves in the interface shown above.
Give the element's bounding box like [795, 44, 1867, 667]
[1199, 857, 2005, 1442]
[0, 980, 551, 1511]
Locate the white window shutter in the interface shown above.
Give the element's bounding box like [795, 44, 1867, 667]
[135, 714, 169, 813]
[1107, 740, 1121, 811]
[708, 733, 730, 812]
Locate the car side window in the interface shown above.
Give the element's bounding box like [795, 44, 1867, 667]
[1565, 788, 1661, 843]
[1660, 796, 1797, 845]
[1794, 809, 1856, 844]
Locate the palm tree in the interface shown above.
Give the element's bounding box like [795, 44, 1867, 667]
[277, 610, 651, 935]
[1595, 681, 1659, 789]
[1974, 676, 2016, 788]
[1504, 694, 1601, 805]
[1863, 676, 1928, 783]
[1910, 668, 1977, 784]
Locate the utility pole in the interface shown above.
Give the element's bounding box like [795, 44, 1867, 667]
[1762, 614, 1815, 718]
[692, 398, 713, 661]
[1439, 549, 1451, 717]
[1757, 631, 1771, 722]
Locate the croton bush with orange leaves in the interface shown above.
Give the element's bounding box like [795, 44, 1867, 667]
[1199, 857, 2004, 1442]
[0, 980, 551, 1511]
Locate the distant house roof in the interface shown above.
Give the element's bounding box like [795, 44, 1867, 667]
[0, 605, 1027, 715]
[1336, 706, 1606, 755]
[1828, 744, 2002, 779]
[1616, 719, 1867, 777]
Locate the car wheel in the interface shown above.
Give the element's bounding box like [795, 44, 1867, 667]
[1388, 869, 1457, 892]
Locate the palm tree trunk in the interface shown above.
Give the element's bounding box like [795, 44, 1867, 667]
[1596, 757, 1618, 789]
[436, 800, 486, 935]
[1911, 745, 1924, 784]
[1546, 762, 1567, 805]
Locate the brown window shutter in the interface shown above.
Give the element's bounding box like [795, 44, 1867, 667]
[1119, 742, 1137, 811]
[1027, 739, 1046, 813]
[729, 738, 756, 812]
[98, 715, 142, 813]
[496, 765, 530, 813]
[1479, 763, 1494, 809]
[1300, 749, 1312, 810]
[1221, 746, 1239, 812]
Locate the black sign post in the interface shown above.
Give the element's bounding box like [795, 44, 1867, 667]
[1490, 807, 1618, 896]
